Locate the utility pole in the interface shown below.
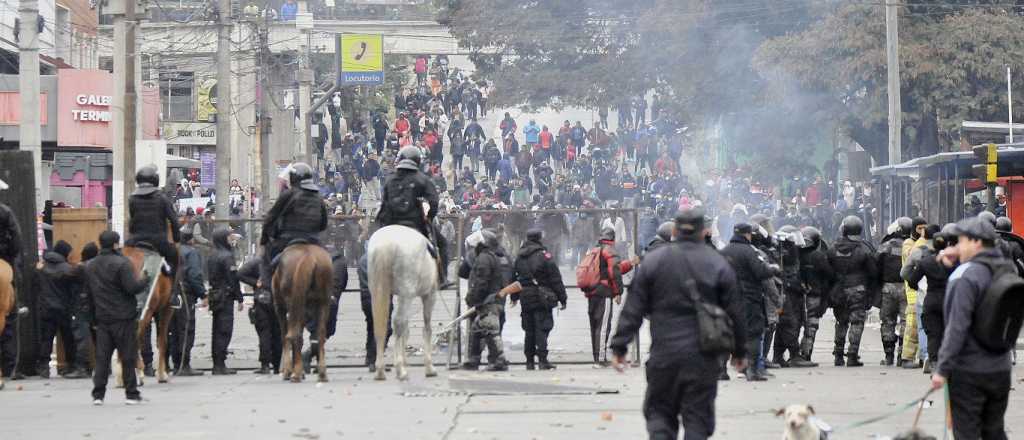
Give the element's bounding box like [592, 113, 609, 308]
[1009, 66, 1014, 144]
[18, 0, 42, 212]
[111, 0, 138, 235]
[297, 0, 313, 164]
[215, 0, 233, 217]
[885, 1, 902, 166]
[257, 19, 272, 212]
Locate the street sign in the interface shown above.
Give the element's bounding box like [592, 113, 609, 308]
[339, 34, 384, 85]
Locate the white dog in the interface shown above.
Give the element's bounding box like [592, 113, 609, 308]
[776, 404, 829, 440]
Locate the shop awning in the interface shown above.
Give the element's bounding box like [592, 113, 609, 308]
[167, 154, 200, 169]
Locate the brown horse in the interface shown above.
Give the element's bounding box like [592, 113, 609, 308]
[0, 259, 13, 390]
[272, 244, 333, 383]
[118, 246, 175, 385]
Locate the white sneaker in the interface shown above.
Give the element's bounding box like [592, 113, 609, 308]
[125, 398, 143, 405]
[92, 399, 103, 406]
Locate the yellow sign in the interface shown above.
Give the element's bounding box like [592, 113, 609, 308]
[340, 34, 384, 85]
[196, 78, 217, 122]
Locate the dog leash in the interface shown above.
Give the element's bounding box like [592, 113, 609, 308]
[828, 388, 937, 435]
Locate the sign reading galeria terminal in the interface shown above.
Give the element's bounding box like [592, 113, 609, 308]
[339, 34, 384, 85]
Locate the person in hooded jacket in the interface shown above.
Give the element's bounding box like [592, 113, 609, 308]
[126, 166, 180, 277]
[721, 223, 780, 381]
[583, 226, 638, 366]
[170, 231, 205, 376]
[84, 231, 150, 405]
[903, 224, 950, 375]
[238, 256, 281, 375]
[797, 226, 834, 364]
[511, 229, 568, 370]
[36, 240, 87, 378]
[877, 217, 911, 366]
[206, 228, 243, 375]
[827, 216, 878, 367]
[899, 216, 929, 368]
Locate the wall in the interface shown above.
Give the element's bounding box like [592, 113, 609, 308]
[0, 74, 59, 142]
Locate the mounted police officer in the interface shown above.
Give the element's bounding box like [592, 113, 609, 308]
[376, 146, 449, 286]
[126, 165, 180, 277]
[260, 162, 329, 286]
[827, 215, 878, 367]
[877, 217, 911, 366]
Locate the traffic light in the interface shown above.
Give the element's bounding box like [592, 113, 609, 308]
[972, 143, 998, 184]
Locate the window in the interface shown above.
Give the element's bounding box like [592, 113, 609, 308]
[160, 72, 194, 121]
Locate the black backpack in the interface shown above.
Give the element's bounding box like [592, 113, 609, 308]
[970, 256, 1024, 352]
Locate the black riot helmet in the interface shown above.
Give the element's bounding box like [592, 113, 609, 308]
[996, 216, 1013, 232]
[397, 146, 423, 171]
[289, 162, 318, 192]
[841, 215, 864, 237]
[801, 226, 822, 249]
[978, 210, 997, 227]
[895, 216, 913, 237]
[934, 223, 958, 251]
[134, 165, 160, 196]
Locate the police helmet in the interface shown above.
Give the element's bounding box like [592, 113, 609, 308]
[289, 162, 319, 192]
[895, 216, 913, 236]
[397, 146, 423, 171]
[656, 221, 674, 242]
[934, 222, 958, 251]
[133, 165, 160, 196]
[978, 210, 997, 227]
[801, 226, 822, 248]
[480, 229, 499, 249]
[600, 225, 616, 241]
[996, 216, 1013, 232]
[841, 215, 864, 237]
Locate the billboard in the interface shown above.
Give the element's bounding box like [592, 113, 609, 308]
[340, 33, 384, 85]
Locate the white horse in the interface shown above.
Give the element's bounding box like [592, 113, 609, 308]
[367, 224, 438, 381]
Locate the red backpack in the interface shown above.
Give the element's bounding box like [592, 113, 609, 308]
[576, 246, 604, 292]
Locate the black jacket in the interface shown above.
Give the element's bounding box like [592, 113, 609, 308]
[828, 236, 878, 288]
[721, 235, 777, 300]
[128, 192, 180, 243]
[877, 235, 906, 283]
[512, 240, 567, 311]
[332, 254, 347, 304]
[610, 241, 747, 371]
[376, 169, 438, 230]
[799, 244, 835, 296]
[937, 249, 1013, 376]
[0, 202, 21, 262]
[38, 251, 81, 315]
[261, 188, 328, 245]
[467, 247, 504, 307]
[84, 249, 149, 323]
[179, 243, 206, 300]
[904, 246, 950, 310]
[206, 229, 242, 304]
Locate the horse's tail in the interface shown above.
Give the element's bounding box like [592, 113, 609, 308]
[368, 240, 394, 303]
[0, 259, 13, 323]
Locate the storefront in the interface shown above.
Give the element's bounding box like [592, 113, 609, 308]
[163, 121, 218, 188]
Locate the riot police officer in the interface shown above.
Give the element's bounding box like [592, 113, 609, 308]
[238, 256, 281, 375]
[260, 162, 329, 284]
[877, 217, 911, 366]
[376, 146, 449, 285]
[827, 216, 878, 367]
[207, 228, 243, 375]
[797, 226, 833, 364]
[126, 165, 180, 276]
[462, 229, 509, 371]
[511, 229, 568, 370]
[773, 225, 816, 367]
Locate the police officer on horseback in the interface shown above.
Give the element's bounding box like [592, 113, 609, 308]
[260, 162, 329, 282]
[376, 146, 449, 285]
[126, 165, 180, 277]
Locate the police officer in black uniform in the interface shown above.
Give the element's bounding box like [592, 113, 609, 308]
[376, 146, 448, 285]
[610, 209, 747, 440]
[260, 162, 329, 285]
[722, 222, 779, 381]
[462, 229, 509, 371]
[877, 217, 911, 366]
[827, 216, 878, 367]
[0, 180, 23, 380]
[126, 165, 180, 277]
[773, 225, 816, 368]
[797, 226, 833, 364]
[511, 229, 568, 370]
[206, 228, 243, 375]
[170, 231, 205, 376]
[238, 256, 281, 375]
[994, 216, 1024, 273]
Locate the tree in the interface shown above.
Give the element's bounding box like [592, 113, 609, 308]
[756, 2, 1024, 164]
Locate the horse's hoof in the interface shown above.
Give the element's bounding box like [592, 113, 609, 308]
[425, 370, 438, 378]
[374, 371, 387, 381]
[318, 375, 329, 383]
[290, 376, 302, 384]
[397, 371, 409, 381]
